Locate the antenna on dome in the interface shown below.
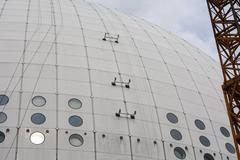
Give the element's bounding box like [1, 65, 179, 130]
[115, 109, 136, 119]
[102, 33, 119, 43]
[111, 77, 131, 88]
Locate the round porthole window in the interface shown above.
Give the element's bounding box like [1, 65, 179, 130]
[220, 127, 230, 137]
[0, 112, 7, 123]
[170, 129, 182, 141]
[225, 143, 235, 154]
[195, 119, 206, 130]
[199, 136, 210, 147]
[174, 147, 186, 159]
[0, 95, 9, 106]
[30, 132, 45, 145]
[32, 96, 46, 107]
[204, 153, 214, 160]
[31, 113, 46, 125]
[69, 134, 84, 147]
[68, 98, 82, 109]
[68, 115, 83, 127]
[166, 113, 178, 124]
[0, 131, 5, 143]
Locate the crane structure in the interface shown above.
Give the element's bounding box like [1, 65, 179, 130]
[206, 0, 240, 158]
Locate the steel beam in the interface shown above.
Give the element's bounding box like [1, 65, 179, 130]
[206, 0, 240, 158]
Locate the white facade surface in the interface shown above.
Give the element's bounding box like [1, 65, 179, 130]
[0, 0, 237, 159]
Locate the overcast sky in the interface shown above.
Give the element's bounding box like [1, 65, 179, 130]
[86, 0, 218, 59]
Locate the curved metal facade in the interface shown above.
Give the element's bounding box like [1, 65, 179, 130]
[0, 0, 237, 159]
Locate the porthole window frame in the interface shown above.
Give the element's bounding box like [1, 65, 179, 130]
[0, 112, 7, 124]
[0, 95, 9, 106]
[194, 119, 206, 130]
[32, 96, 46, 107]
[203, 153, 214, 160]
[166, 112, 178, 124]
[30, 131, 45, 145]
[220, 127, 230, 137]
[68, 98, 82, 110]
[225, 143, 236, 154]
[170, 129, 183, 141]
[31, 113, 46, 125]
[68, 115, 83, 127]
[174, 147, 186, 159]
[69, 134, 84, 147]
[0, 131, 5, 143]
[199, 135, 211, 147]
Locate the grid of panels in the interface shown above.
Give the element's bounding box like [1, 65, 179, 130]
[0, 0, 236, 159]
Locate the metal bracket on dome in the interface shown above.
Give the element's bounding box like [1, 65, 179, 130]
[111, 77, 131, 88]
[102, 33, 119, 43]
[115, 109, 136, 119]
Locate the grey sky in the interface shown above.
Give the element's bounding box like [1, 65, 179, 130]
[86, 0, 218, 59]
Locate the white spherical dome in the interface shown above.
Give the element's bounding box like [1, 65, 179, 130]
[0, 0, 236, 159]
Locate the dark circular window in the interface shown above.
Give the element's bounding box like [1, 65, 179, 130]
[0, 112, 7, 123]
[0, 131, 5, 143]
[69, 115, 83, 127]
[174, 147, 186, 159]
[166, 113, 178, 124]
[69, 134, 84, 147]
[31, 113, 46, 125]
[204, 153, 214, 160]
[0, 95, 9, 106]
[225, 143, 235, 154]
[32, 96, 46, 107]
[68, 98, 82, 109]
[199, 136, 210, 147]
[170, 129, 182, 141]
[220, 127, 230, 137]
[195, 119, 206, 130]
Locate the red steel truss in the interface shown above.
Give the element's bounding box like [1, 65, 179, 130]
[206, 0, 240, 158]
